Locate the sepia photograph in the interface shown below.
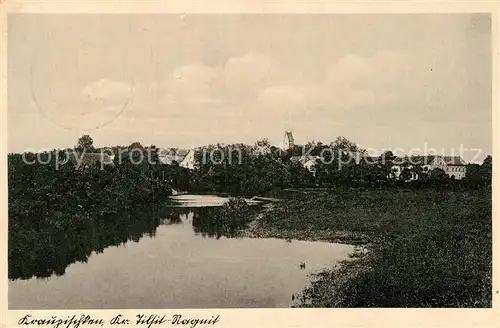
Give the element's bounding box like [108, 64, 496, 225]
[5, 12, 493, 312]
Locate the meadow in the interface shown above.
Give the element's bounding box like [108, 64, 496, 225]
[249, 187, 492, 307]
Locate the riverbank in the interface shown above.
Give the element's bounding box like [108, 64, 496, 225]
[244, 202, 368, 245]
[245, 187, 492, 307]
[8, 156, 173, 280]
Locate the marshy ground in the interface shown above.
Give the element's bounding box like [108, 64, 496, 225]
[246, 187, 492, 307]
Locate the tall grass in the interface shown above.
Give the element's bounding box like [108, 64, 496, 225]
[256, 187, 491, 307]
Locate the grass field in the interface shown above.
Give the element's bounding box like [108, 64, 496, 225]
[248, 187, 492, 307]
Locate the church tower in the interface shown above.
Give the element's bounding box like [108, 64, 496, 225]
[282, 131, 295, 150]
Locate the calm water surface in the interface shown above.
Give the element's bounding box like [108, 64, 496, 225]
[9, 195, 354, 309]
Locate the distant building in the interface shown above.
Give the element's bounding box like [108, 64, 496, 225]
[179, 149, 196, 170]
[390, 155, 467, 180]
[253, 146, 272, 155]
[158, 148, 196, 170]
[282, 131, 295, 150]
[253, 141, 272, 155]
[290, 155, 321, 175]
[300, 152, 467, 181]
[442, 156, 467, 179]
[158, 149, 186, 165]
[389, 157, 419, 181]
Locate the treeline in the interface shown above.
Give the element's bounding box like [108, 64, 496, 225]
[9, 134, 493, 200]
[8, 136, 174, 280]
[89, 136, 492, 196]
[187, 138, 492, 196]
[8, 151, 172, 219]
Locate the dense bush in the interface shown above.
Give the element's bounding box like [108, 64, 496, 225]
[218, 197, 251, 220]
[8, 151, 173, 280]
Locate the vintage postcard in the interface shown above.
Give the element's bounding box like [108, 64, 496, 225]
[1, 1, 499, 328]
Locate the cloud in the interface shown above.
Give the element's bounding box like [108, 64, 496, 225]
[255, 85, 310, 117]
[223, 52, 279, 98]
[170, 64, 218, 95]
[81, 78, 132, 106]
[157, 53, 278, 106]
[328, 50, 409, 90]
[252, 50, 410, 121]
[158, 63, 222, 109]
[129, 50, 410, 123]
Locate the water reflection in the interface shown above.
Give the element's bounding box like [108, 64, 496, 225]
[8, 204, 256, 281]
[191, 206, 259, 239]
[9, 200, 354, 309]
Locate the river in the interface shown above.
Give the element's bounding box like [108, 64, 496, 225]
[9, 195, 354, 309]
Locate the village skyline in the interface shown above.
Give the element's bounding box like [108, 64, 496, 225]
[10, 131, 490, 165]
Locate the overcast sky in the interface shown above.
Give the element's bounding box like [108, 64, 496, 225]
[8, 14, 492, 161]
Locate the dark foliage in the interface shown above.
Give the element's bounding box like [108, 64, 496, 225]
[8, 150, 172, 280]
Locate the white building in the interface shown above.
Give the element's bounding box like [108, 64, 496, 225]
[442, 156, 467, 179]
[390, 155, 467, 180]
[290, 155, 321, 176]
[158, 148, 196, 170]
[179, 149, 196, 170]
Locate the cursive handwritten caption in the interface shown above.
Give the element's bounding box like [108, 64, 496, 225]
[18, 314, 220, 328]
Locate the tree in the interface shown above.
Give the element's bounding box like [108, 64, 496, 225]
[465, 163, 482, 186]
[379, 151, 395, 164]
[378, 151, 395, 180]
[289, 162, 315, 187]
[331, 136, 360, 152]
[429, 168, 448, 182]
[483, 155, 492, 166]
[75, 135, 95, 153]
[255, 138, 271, 148]
[465, 155, 492, 187]
[410, 165, 423, 182]
[400, 167, 412, 182]
[481, 155, 492, 185]
[254, 139, 272, 155]
[128, 142, 144, 151]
